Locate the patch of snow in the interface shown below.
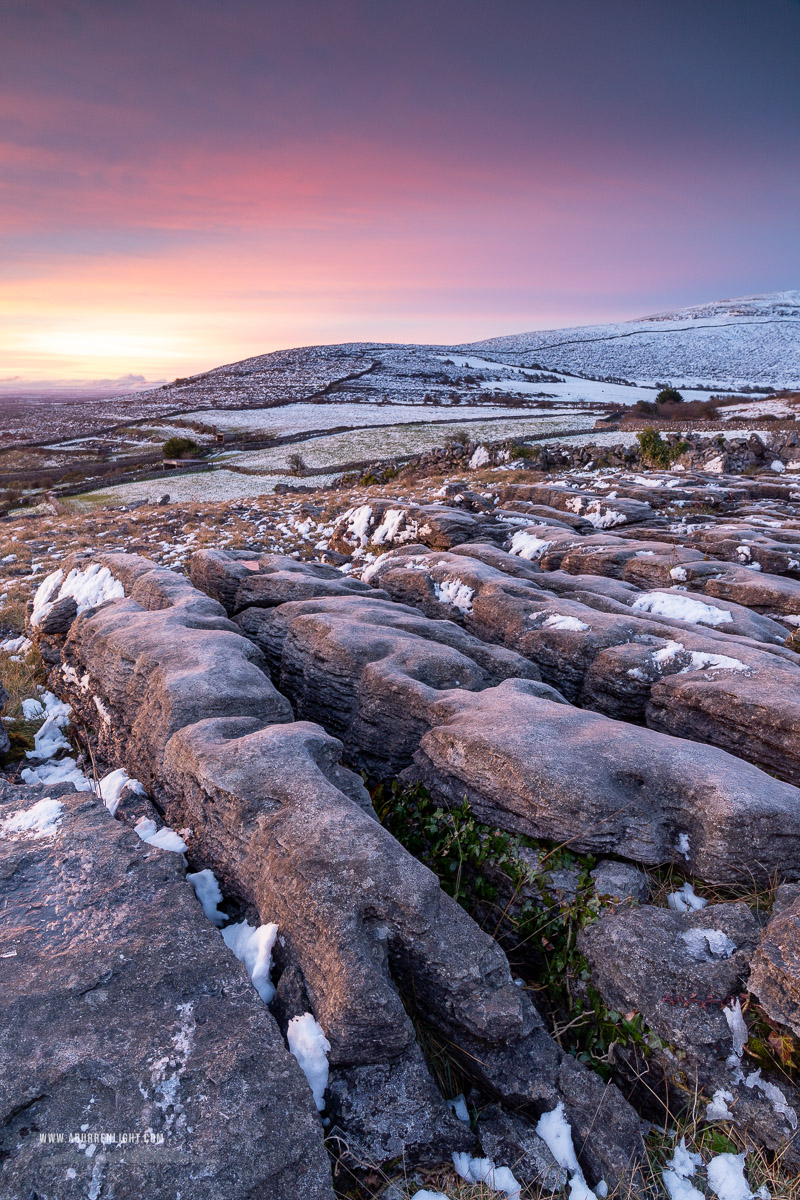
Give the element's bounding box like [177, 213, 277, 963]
[536, 1102, 600, 1200]
[683, 651, 748, 673]
[670, 566, 688, 581]
[680, 928, 737, 962]
[508, 530, 552, 560]
[434, 578, 475, 613]
[662, 1137, 704, 1200]
[707, 1151, 757, 1200]
[342, 505, 373, 546]
[287, 1013, 331, 1111]
[222, 920, 279, 1003]
[452, 1152, 521, 1199]
[676, 832, 691, 859]
[667, 882, 708, 912]
[187, 868, 227, 928]
[20, 755, 93, 791]
[134, 817, 187, 854]
[632, 591, 733, 627]
[447, 1094, 470, 1123]
[584, 504, 627, 529]
[0, 797, 64, 840]
[744, 1069, 797, 1130]
[541, 613, 589, 631]
[469, 445, 490, 469]
[0, 634, 31, 655]
[771, 460, 786, 473]
[96, 768, 146, 816]
[372, 508, 408, 545]
[30, 563, 124, 627]
[725, 998, 749, 1063]
[707, 1088, 735, 1121]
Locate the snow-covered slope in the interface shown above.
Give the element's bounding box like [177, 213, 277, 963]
[466, 292, 800, 389]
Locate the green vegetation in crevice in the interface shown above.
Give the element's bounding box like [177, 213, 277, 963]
[373, 780, 657, 1078]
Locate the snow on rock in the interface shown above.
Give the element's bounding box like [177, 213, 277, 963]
[134, 816, 188, 855]
[372, 508, 408, 545]
[583, 504, 627, 529]
[542, 614, 590, 632]
[410, 1192, 450, 1200]
[744, 1069, 798, 1130]
[680, 928, 737, 962]
[286, 1013, 331, 1112]
[96, 767, 146, 817]
[667, 882, 708, 912]
[724, 998, 749, 1068]
[21, 755, 93, 791]
[631, 591, 733, 627]
[508, 529, 552, 561]
[434, 578, 475, 614]
[30, 563, 124, 627]
[535, 1102, 602, 1200]
[341, 505, 374, 546]
[187, 868, 227, 928]
[221, 919, 279, 1003]
[0, 797, 64, 840]
[707, 1088, 735, 1121]
[446, 1093, 470, 1123]
[469, 445, 490, 469]
[771, 460, 786, 473]
[452, 1152, 521, 1199]
[651, 641, 748, 675]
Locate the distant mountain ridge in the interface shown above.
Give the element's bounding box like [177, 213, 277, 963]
[466, 291, 800, 388]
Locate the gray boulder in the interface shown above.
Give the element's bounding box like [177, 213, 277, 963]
[0, 785, 334, 1199]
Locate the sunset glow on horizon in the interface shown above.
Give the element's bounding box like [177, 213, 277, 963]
[2, 0, 799, 385]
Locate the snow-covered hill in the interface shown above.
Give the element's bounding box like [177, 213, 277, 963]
[466, 291, 800, 389]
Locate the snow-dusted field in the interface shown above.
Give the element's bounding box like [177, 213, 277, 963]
[468, 291, 800, 389]
[181, 401, 585, 436]
[78, 469, 343, 507]
[221, 412, 599, 472]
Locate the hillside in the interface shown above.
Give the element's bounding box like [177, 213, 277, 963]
[468, 291, 800, 388]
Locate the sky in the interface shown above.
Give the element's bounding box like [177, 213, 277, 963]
[1, 0, 799, 385]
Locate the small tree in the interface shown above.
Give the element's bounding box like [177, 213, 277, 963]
[162, 436, 202, 459]
[656, 387, 684, 406]
[287, 452, 306, 475]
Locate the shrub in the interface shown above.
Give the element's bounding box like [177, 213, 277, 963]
[656, 387, 684, 405]
[444, 429, 470, 447]
[287, 452, 306, 475]
[637, 427, 688, 468]
[162, 436, 202, 459]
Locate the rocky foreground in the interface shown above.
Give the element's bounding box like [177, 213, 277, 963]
[2, 453, 800, 1198]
